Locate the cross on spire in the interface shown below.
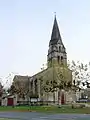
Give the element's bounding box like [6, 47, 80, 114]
[54, 12, 56, 17]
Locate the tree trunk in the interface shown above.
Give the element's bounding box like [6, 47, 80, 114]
[46, 92, 49, 105]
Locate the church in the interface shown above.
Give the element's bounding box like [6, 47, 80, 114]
[12, 15, 72, 104]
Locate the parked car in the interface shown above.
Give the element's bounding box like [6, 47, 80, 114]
[76, 98, 88, 103]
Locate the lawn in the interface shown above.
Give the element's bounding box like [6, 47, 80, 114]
[0, 118, 19, 120]
[0, 105, 90, 114]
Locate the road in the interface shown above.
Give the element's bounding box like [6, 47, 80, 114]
[0, 112, 90, 120]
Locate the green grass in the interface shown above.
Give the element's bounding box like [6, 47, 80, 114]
[0, 105, 90, 114]
[0, 118, 19, 120]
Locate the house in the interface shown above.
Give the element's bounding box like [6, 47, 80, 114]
[1, 94, 17, 106]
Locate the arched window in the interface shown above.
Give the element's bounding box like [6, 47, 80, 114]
[61, 56, 63, 65]
[59, 46, 61, 52]
[61, 56, 63, 61]
[31, 80, 33, 94]
[35, 79, 37, 93]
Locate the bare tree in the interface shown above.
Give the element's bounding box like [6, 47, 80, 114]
[68, 60, 90, 90]
[39, 64, 72, 103]
[9, 79, 29, 100]
[0, 82, 3, 97]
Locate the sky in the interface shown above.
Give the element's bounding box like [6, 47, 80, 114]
[0, 0, 90, 87]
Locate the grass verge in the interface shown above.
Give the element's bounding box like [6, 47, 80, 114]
[0, 105, 90, 114]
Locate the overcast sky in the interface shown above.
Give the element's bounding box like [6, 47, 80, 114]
[0, 0, 90, 87]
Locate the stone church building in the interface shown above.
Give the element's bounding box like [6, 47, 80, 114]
[12, 16, 72, 104]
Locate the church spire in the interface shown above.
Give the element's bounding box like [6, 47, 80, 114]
[47, 15, 67, 68]
[50, 15, 62, 45]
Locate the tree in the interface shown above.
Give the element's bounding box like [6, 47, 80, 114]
[0, 82, 3, 97]
[40, 60, 90, 103]
[9, 79, 29, 99]
[7, 84, 16, 95]
[68, 60, 90, 90]
[39, 64, 72, 103]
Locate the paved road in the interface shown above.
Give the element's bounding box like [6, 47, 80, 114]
[0, 112, 90, 120]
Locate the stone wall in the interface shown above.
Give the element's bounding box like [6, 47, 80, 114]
[65, 90, 76, 103]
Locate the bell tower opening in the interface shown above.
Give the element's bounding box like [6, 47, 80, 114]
[61, 56, 63, 65]
[59, 46, 61, 52]
[61, 56, 63, 61]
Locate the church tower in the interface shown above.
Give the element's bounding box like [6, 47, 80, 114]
[47, 16, 67, 68]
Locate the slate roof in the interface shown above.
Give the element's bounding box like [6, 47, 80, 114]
[50, 15, 62, 45]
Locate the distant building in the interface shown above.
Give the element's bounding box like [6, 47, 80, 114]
[2, 94, 17, 106]
[12, 16, 72, 104]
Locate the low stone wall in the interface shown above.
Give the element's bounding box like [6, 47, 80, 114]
[71, 103, 86, 109]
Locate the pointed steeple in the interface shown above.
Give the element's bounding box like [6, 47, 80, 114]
[47, 15, 67, 68]
[50, 15, 62, 45]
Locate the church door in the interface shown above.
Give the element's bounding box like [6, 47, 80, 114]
[61, 93, 64, 104]
[7, 98, 14, 106]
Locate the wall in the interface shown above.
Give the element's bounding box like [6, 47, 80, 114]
[1, 95, 17, 106]
[65, 90, 76, 103]
[1, 98, 7, 106]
